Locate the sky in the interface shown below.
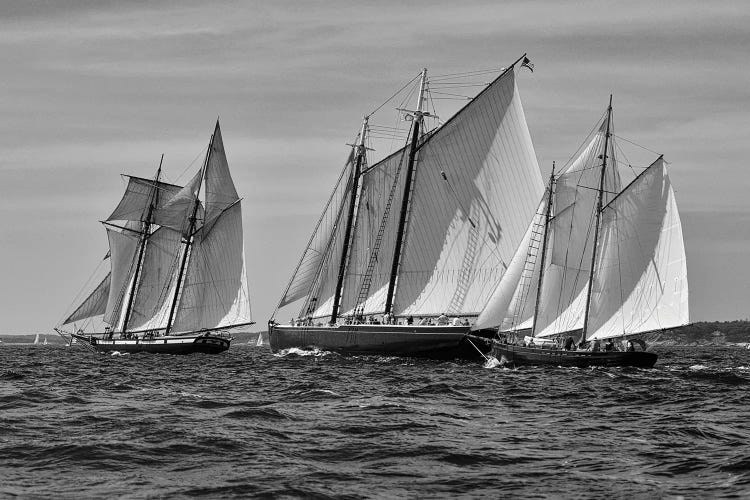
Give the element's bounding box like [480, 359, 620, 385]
[0, 0, 748, 333]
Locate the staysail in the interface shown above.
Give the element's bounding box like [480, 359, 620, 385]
[104, 227, 139, 327]
[277, 154, 353, 311]
[393, 67, 544, 316]
[62, 272, 111, 325]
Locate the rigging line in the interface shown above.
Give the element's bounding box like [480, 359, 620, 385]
[613, 134, 662, 157]
[429, 68, 503, 79]
[172, 145, 209, 184]
[559, 109, 608, 172]
[430, 91, 473, 99]
[368, 72, 422, 117]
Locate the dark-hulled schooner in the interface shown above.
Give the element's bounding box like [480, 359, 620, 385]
[269, 55, 544, 358]
[471, 98, 689, 367]
[56, 121, 253, 354]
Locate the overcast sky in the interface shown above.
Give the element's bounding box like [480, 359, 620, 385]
[1, 0, 748, 333]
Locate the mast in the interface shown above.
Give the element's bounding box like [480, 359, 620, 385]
[581, 96, 613, 344]
[384, 68, 428, 315]
[330, 116, 368, 323]
[122, 154, 163, 333]
[165, 125, 215, 334]
[531, 162, 555, 337]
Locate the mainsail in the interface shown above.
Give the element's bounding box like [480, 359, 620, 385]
[61, 121, 252, 335]
[474, 105, 689, 340]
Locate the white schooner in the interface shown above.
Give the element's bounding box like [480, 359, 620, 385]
[474, 98, 689, 367]
[269, 54, 544, 358]
[56, 121, 253, 354]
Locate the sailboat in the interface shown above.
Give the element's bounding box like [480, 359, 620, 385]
[269, 55, 544, 358]
[55, 121, 254, 354]
[33, 334, 40, 345]
[469, 97, 689, 367]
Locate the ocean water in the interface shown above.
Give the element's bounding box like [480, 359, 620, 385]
[1, 344, 748, 499]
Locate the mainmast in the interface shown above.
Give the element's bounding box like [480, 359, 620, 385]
[330, 116, 368, 323]
[581, 96, 613, 344]
[165, 125, 215, 334]
[122, 154, 164, 333]
[384, 68, 428, 315]
[531, 162, 555, 337]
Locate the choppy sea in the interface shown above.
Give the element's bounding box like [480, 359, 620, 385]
[1, 343, 749, 498]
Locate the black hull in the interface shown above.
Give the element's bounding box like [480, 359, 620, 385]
[269, 324, 490, 360]
[71, 333, 231, 354]
[491, 343, 658, 368]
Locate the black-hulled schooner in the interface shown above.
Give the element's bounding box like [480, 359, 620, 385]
[269, 55, 544, 358]
[471, 98, 689, 367]
[56, 121, 253, 354]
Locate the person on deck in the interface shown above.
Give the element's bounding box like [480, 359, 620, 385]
[436, 313, 449, 325]
[451, 317, 461, 326]
[604, 339, 615, 352]
[590, 340, 601, 352]
[564, 336, 575, 351]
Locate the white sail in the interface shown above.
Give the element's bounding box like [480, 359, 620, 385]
[307, 186, 353, 318]
[533, 123, 620, 337]
[171, 203, 252, 331]
[171, 126, 251, 332]
[107, 176, 183, 223]
[473, 197, 547, 331]
[203, 124, 239, 229]
[152, 169, 204, 234]
[278, 154, 353, 309]
[126, 227, 183, 331]
[104, 228, 139, 326]
[587, 158, 689, 340]
[393, 68, 544, 317]
[63, 272, 111, 325]
[338, 149, 409, 316]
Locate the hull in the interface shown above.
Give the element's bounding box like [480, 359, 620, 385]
[269, 324, 490, 360]
[71, 333, 231, 354]
[490, 342, 658, 368]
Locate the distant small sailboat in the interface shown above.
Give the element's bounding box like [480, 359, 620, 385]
[43, 337, 48, 345]
[33, 334, 40, 345]
[55, 121, 253, 354]
[471, 97, 689, 368]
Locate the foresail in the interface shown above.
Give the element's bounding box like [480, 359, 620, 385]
[104, 228, 139, 327]
[533, 122, 620, 337]
[170, 203, 252, 332]
[107, 176, 183, 223]
[63, 272, 111, 325]
[393, 68, 544, 317]
[473, 197, 547, 331]
[277, 154, 353, 310]
[587, 158, 689, 340]
[126, 227, 183, 331]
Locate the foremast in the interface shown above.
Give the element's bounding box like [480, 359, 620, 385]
[580, 96, 613, 345]
[121, 155, 164, 334]
[330, 116, 368, 323]
[165, 124, 215, 335]
[384, 68, 428, 315]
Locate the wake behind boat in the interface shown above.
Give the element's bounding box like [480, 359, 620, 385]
[56, 121, 253, 354]
[269, 55, 543, 358]
[471, 97, 689, 368]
